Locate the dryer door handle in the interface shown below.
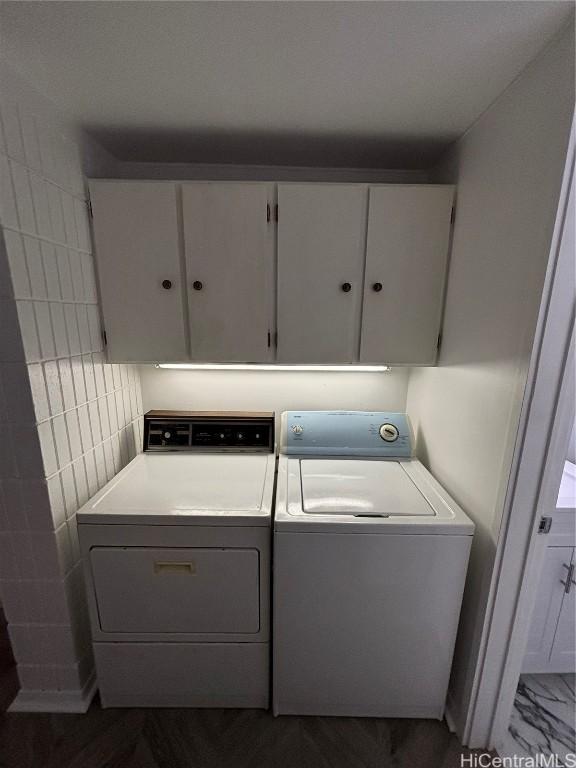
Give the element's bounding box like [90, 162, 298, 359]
[154, 561, 197, 574]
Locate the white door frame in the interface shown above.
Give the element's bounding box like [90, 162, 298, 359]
[462, 116, 575, 749]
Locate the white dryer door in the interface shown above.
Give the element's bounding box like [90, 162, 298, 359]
[91, 546, 260, 634]
[300, 460, 435, 516]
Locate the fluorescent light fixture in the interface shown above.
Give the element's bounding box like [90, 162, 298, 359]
[156, 363, 391, 372]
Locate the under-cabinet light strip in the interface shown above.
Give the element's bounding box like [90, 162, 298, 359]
[156, 363, 391, 372]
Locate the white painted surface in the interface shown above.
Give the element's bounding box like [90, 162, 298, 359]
[1, 3, 571, 167]
[79, 523, 270, 643]
[276, 455, 474, 535]
[273, 412, 473, 718]
[547, 508, 576, 549]
[523, 546, 575, 674]
[8, 674, 97, 714]
[300, 459, 435, 516]
[95, 642, 269, 709]
[109, 162, 427, 184]
[89, 181, 188, 362]
[548, 559, 575, 671]
[0, 60, 142, 707]
[77, 452, 274, 525]
[76, 435, 274, 708]
[91, 546, 260, 634]
[182, 183, 275, 362]
[405, 25, 574, 743]
[360, 185, 454, 364]
[79, 502, 272, 704]
[89, 179, 452, 365]
[139, 366, 409, 432]
[276, 184, 367, 363]
[487, 124, 575, 751]
[273, 530, 472, 717]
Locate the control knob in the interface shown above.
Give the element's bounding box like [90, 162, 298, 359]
[379, 424, 399, 442]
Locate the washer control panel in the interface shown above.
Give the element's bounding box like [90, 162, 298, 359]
[281, 411, 412, 457]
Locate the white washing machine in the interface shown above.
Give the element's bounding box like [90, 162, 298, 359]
[273, 411, 474, 719]
[78, 411, 275, 708]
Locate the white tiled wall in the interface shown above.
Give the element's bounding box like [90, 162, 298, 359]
[0, 74, 143, 699]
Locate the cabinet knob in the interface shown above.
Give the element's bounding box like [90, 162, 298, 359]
[161, 279, 172, 290]
[341, 282, 352, 293]
[372, 282, 383, 293]
[193, 281, 203, 291]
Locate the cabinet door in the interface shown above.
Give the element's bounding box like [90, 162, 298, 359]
[360, 185, 454, 364]
[549, 549, 575, 672]
[523, 546, 573, 673]
[276, 184, 367, 363]
[182, 183, 274, 362]
[89, 181, 187, 362]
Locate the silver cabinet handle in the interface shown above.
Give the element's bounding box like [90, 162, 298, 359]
[560, 562, 574, 594]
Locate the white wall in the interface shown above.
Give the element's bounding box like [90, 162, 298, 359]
[405, 23, 574, 739]
[0, 62, 143, 709]
[103, 161, 428, 183]
[140, 367, 409, 428]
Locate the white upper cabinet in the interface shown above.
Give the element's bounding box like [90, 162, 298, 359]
[89, 181, 187, 362]
[182, 183, 275, 362]
[276, 184, 367, 363]
[360, 185, 454, 364]
[90, 179, 454, 365]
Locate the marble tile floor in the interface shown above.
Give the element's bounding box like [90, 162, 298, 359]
[505, 674, 575, 765]
[0, 699, 493, 768]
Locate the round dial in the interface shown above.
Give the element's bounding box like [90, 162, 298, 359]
[379, 423, 399, 442]
[291, 424, 304, 435]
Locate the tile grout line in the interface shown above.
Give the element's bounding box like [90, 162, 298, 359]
[2, 224, 92, 257]
[0, 147, 87, 204]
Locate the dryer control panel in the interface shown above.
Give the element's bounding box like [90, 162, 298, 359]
[144, 411, 274, 453]
[280, 411, 412, 457]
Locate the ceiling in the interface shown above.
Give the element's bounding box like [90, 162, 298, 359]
[0, 1, 572, 168]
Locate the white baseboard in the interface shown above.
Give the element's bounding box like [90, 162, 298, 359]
[8, 673, 97, 714]
[445, 690, 460, 737]
[445, 705, 457, 733]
